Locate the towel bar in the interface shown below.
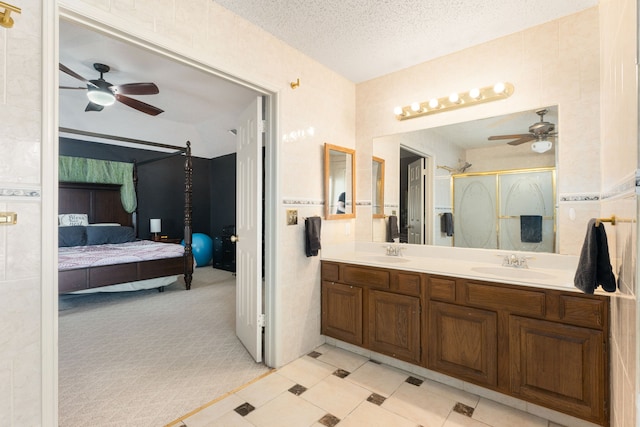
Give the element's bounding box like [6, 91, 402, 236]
[596, 215, 635, 227]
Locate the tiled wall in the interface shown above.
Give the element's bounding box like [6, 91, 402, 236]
[355, 8, 601, 257]
[0, 0, 44, 425]
[2, 2, 637, 426]
[599, 0, 638, 426]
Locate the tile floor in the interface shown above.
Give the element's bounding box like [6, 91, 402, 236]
[170, 344, 575, 427]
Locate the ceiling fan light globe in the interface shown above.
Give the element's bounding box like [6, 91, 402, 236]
[87, 88, 115, 106]
[531, 140, 552, 153]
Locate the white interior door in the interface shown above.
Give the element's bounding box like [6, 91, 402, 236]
[235, 96, 263, 362]
[407, 158, 424, 244]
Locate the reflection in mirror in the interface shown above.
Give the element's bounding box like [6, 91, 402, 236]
[373, 106, 558, 253]
[372, 157, 385, 218]
[324, 143, 356, 220]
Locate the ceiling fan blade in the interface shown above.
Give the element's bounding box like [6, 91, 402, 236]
[507, 136, 536, 146]
[59, 86, 87, 90]
[115, 94, 164, 116]
[85, 102, 104, 112]
[59, 63, 96, 88]
[112, 82, 160, 95]
[488, 134, 531, 141]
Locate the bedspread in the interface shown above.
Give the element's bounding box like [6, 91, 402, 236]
[59, 240, 184, 271]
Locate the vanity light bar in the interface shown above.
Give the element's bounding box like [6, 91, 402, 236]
[394, 82, 515, 121]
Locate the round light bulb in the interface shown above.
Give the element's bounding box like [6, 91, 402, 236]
[493, 82, 506, 94]
[394, 106, 403, 115]
[428, 98, 439, 109]
[448, 93, 460, 104]
[410, 102, 421, 112]
[469, 88, 481, 99]
[86, 89, 116, 106]
[531, 140, 552, 153]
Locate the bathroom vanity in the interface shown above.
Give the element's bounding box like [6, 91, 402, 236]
[321, 254, 609, 426]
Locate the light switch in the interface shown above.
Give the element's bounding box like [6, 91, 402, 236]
[286, 209, 298, 225]
[0, 212, 17, 225]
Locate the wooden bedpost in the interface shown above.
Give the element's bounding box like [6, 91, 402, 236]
[184, 141, 194, 289]
[133, 159, 139, 238]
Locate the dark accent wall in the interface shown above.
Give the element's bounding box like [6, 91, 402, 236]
[60, 137, 211, 240]
[209, 153, 236, 238]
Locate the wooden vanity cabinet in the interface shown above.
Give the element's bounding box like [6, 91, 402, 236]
[321, 280, 363, 345]
[369, 290, 421, 364]
[428, 300, 498, 386]
[509, 316, 606, 423]
[321, 261, 423, 362]
[320, 261, 610, 426]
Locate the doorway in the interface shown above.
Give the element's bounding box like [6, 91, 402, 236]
[53, 11, 277, 425]
[399, 146, 432, 245]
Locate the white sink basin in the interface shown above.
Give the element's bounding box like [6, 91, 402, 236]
[471, 266, 555, 281]
[362, 255, 411, 264]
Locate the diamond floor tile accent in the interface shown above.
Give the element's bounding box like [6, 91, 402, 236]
[406, 376, 424, 386]
[367, 392, 386, 405]
[318, 413, 341, 427]
[308, 350, 322, 358]
[453, 401, 475, 417]
[234, 402, 256, 416]
[333, 368, 350, 378]
[288, 383, 308, 396]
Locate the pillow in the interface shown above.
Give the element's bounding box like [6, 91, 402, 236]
[58, 226, 87, 247]
[88, 223, 121, 227]
[59, 213, 89, 227]
[86, 226, 136, 245]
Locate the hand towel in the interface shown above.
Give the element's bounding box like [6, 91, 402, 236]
[520, 215, 543, 243]
[574, 219, 617, 294]
[386, 215, 399, 242]
[440, 212, 454, 237]
[305, 216, 322, 257]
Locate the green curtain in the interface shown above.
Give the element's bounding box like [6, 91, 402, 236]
[59, 156, 137, 213]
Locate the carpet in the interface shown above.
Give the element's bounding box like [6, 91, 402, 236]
[58, 267, 269, 427]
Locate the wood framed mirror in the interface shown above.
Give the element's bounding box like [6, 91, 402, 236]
[372, 156, 385, 218]
[324, 143, 356, 220]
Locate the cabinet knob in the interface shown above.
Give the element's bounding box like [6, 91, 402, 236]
[230, 235, 239, 243]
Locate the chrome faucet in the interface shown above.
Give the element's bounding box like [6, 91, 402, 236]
[502, 254, 530, 268]
[385, 245, 404, 257]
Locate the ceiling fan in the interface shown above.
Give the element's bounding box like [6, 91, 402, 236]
[487, 109, 557, 152]
[59, 62, 164, 116]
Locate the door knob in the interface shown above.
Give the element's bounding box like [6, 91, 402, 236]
[230, 235, 239, 243]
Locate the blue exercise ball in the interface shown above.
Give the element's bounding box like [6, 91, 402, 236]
[182, 233, 213, 267]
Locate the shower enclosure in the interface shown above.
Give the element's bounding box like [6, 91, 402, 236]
[452, 168, 555, 252]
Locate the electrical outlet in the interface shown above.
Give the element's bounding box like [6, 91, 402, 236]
[286, 209, 298, 225]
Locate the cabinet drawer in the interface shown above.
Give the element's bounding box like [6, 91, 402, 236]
[321, 262, 340, 282]
[343, 265, 390, 289]
[463, 281, 545, 316]
[393, 272, 421, 296]
[428, 277, 456, 302]
[559, 295, 606, 329]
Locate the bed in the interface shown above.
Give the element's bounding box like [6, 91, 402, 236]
[57, 140, 194, 294]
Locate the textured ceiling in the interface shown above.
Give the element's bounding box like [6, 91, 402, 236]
[212, 0, 598, 83]
[59, 1, 596, 158]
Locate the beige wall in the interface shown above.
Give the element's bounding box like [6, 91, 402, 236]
[355, 8, 602, 256]
[599, 0, 638, 426]
[0, 2, 637, 426]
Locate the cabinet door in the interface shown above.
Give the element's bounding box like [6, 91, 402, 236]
[369, 290, 420, 364]
[321, 281, 363, 345]
[428, 301, 498, 386]
[509, 316, 605, 425]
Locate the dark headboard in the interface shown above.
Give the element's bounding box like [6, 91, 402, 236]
[59, 182, 133, 227]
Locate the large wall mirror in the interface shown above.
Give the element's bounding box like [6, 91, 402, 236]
[325, 143, 356, 219]
[373, 106, 558, 253]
